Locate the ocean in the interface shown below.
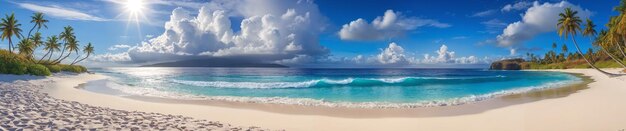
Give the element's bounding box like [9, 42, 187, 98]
[85, 67, 581, 108]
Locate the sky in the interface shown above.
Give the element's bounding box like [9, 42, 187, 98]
[0, 0, 622, 68]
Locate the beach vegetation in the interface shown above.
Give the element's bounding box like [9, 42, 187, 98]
[0, 12, 92, 76]
[521, 2, 626, 75]
[45, 64, 61, 73]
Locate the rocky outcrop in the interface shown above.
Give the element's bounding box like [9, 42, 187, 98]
[490, 58, 525, 70]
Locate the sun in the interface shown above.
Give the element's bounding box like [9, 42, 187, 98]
[124, 0, 145, 21]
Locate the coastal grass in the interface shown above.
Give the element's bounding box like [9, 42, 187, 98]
[0, 49, 87, 76]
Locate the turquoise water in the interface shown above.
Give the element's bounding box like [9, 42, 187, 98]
[90, 67, 580, 107]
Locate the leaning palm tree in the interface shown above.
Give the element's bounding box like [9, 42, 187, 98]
[55, 37, 79, 64]
[587, 21, 626, 68]
[0, 13, 23, 52]
[615, 0, 626, 48]
[593, 30, 626, 68]
[27, 12, 48, 39]
[30, 32, 43, 58]
[72, 42, 93, 65]
[17, 39, 34, 59]
[607, 16, 626, 58]
[31, 32, 43, 47]
[39, 36, 60, 63]
[54, 26, 74, 63]
[558, 8, 617, 76]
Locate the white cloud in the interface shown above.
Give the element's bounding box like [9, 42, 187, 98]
[422, 44, 455, 64]
[496, 1, 591, 47]
[502, 1, 532, 12]
[91, 52, 131, 62]
[108, 44, 132, 51]
[420, 44, 482, 64]
[15, 2, 108, 21]
[97, 0, 328, 64]
[509, 48, 517, 56]
[377, 42, 408, 64]
[338, 10, 450, 41]
[470, 10, 497, 17]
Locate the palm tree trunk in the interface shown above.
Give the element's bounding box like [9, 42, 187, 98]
[70, 53, 82, 65]
[54, 44, 66, 63]
[617, 40, 626, 59]
[56, 52, 72, 64]
[8, 37, 12, 53]
[73, 53, 90, 65]
[38, 50, 51, 64]
[601, 46, 626, 68]
[27, 26, 35, 40]
[47, 50, 54, 62]
[571, 37, 620, 77]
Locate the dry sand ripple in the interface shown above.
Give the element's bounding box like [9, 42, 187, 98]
[0, 80, 271, 131]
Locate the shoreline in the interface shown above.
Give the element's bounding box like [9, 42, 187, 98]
[71, 73, 594, 118]
[76, 70, 585, 109]
[17, 69, 626, 130]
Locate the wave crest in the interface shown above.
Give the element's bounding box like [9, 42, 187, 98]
[171, 75, 508, 89]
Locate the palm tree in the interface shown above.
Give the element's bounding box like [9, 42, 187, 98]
[586, 48, 595, 62]
[17, 39, 34, 59]
[615, 0, 626, 48]
[55, 37, 79, 64]
[30, 32, 43, 59]
[557, 8, 616, 76]
[1, 13, 23, 52]
[72, 42, 93, 65]
[54, 26, 74, 63]
[586, 19, 626, 68]
[606, 17, 626, 58]
[597, 30, 626, 68]
[31, 32, 43, 47]
[39, 36, 60, 63]
[561, 44, 568, 62]
[27, 12, 48, 40]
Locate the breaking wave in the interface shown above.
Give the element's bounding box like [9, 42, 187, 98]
[170, 75, 508, 89]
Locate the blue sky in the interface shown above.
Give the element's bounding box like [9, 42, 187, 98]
[0, 0, 622, 67]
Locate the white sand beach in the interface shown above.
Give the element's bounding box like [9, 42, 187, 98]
[2, 69, 626, 130]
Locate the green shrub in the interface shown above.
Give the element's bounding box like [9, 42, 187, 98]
[27, 64, 51, 76]
[60, 64, 88, 73]
[45, 65, 62, 73]
[0, 50, 29, 75]
[1, 49, 88, 75]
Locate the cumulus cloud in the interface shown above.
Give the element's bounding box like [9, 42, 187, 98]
[108, 44, 132, 51]
[15, 2, 108, 21]
[338, 10, 450, 41]
[496, 1, 591, 47]
[421, 45, 480, 64]
[502, 1, 532, 12]
[376, 42, 409, 64]
[97, 0, 328, 64]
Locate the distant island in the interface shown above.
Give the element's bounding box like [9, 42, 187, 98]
[141, 58, 288, 68]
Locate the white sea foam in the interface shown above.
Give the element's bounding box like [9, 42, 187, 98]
[101, 75, 583, 108]
[170, 76, 508, 89]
